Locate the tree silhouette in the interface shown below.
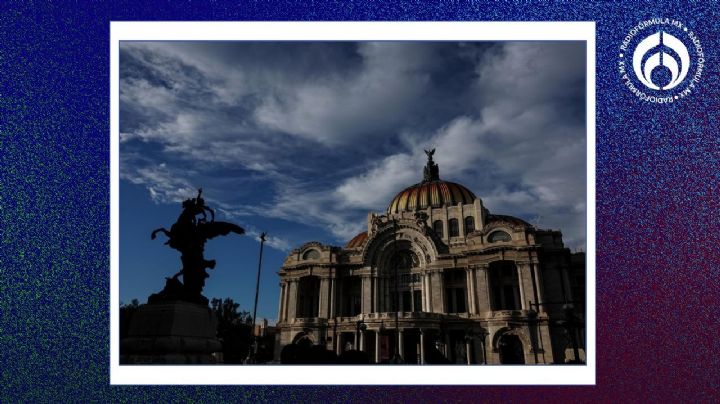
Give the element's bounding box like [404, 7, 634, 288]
[211, 297, 252, 364]
[119, 299, 140, 340]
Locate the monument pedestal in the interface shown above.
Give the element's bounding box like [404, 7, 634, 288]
[121, 301, 222, 364]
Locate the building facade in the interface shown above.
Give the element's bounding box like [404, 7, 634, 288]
[276, 153, 585, 364]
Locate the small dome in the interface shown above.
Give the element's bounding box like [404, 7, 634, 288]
[345, 231, 368, 248]
[388, 180, 476, 214]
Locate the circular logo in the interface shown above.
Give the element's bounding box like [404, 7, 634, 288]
[619, 18, 704, 103]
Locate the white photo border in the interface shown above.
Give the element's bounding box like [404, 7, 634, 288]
[110, 21, 596, 385]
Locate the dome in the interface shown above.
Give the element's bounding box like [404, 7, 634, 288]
[388, 180, 476, 214]
[387, 149, 476, 214]
[345, 231, 368, 248]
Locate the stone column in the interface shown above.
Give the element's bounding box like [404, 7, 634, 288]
[336, 333, 342, 356]
[318, 278, 330, 318]
[519, 262, 537, 312]
[431, 271, 444, 313]
[480, 334, 488, 365]
[442, 212, 448, 242]
[424, 273, 432, 312]
[398, 329, 404, 358]
[532, 263, 546, 313]
[444, 333, 450, 358]
[418, 275, 424, 312]
[465, 268, 476, 314]
[329, 276, 336, 318]
[422, 273, 432, 312]
[473, 266, 488, 314]
[466, 339, 472, 364]
[362, 275, 372, 314]
[360, 330, 366, 352]
[419, 329, 426, 364]
[281, 282, 289, 321]
[469, 267, 476, 314]
[482, 265, 492, 312]
[519, 262, 537, 311]
[516, 264, 526, 310]
[277, 283, 286, 322]
[287, 279, 298, 320]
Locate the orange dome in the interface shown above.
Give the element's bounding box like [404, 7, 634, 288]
[388, 180, 476, 214]
[345, 231, 368, 248]
[387, 149, 477, 214]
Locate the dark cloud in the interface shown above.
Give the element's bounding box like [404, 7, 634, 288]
[120, 41, 587, 250]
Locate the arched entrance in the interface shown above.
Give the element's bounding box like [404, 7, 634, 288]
[499, 334, 525, 364]
[291, 330, 315, 348]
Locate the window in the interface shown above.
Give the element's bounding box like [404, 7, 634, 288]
[443, 270, 468, 313]
[464, 216, 475, 234]
[296, 276, 320, 318]
[341, 276, 362, 316]
[488, 261, 521, 310]
[399, 273, 420, 287]
[449, 218, 459, 237]
[413, 290, 422, 312]
[303, 249, 320, 260]
[444, 288, 467, 313]
[455, 289, 466, 313]
[488, 230, 511, 243]
[402, 291, 411, 312]
[433, 220, 444, 238]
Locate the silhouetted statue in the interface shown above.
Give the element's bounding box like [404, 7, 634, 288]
[149, 189, 244, 305]
[424, 148, 435, 162]
[423, 148, 439, 182]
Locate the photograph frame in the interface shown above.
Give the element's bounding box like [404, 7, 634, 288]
[110, 21, 596, 385]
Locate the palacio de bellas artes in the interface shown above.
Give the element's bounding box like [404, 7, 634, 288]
[275, 151, 585, 365]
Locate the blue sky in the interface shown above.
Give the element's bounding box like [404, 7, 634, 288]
[119, 41, 587, 324]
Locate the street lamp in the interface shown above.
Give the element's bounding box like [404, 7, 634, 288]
[245, 232, 267, 364]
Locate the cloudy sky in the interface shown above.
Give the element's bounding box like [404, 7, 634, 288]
[119, 41, 587, 321]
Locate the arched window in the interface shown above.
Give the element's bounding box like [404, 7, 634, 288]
[302, 249, 320, 260]
[449, 218, 459, 237]
[433, 220, 444, 238]
[488, 230, 511, 243]
[464, 216, 475, 234]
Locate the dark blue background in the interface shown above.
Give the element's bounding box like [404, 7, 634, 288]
[1, 2, 717, 401]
